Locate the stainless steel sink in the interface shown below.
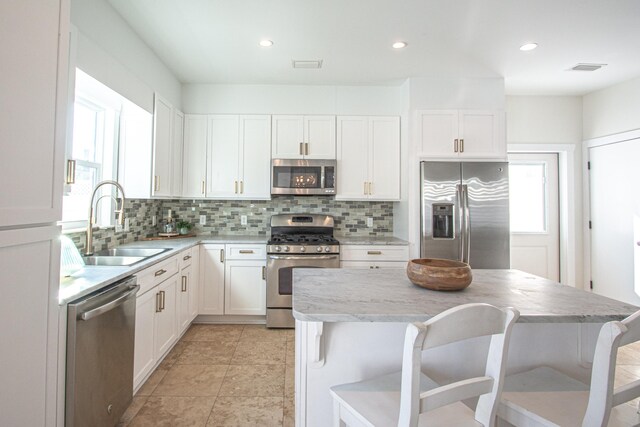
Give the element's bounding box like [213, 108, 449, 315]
[83, 256, 147, 266]
[93, 247, 171, 258]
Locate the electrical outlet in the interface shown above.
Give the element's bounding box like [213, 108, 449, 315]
[191, 207, 196, 211]
[124, 217, 130, 232]
[367, 217, 374, 228]
[199, 215, 207, 225]
[240, 215, 247, 225]
[152, 215, 156, 226]
[115, 223, 123, 232]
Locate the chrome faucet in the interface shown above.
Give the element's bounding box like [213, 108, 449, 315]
[85, 180, 126, 256]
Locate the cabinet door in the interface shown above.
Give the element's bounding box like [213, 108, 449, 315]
[458, 110, 505, 159]
[188, 248, 200, 321]
[182, 115, 208, 198]
[133, 289, 156, 389]
[152, 94, 173, 197]
[171, 110, 184, 196]
[224, 260, 266, 315]
[178, 263, 192, 334]
[0, 1, 67, 227]
[272, 115, 304, 159]
[154, 276, 178, 358]
[418, 110, 459, 157]
[336, 116, 369, 200]
[369, 117, 401, 200]
[0, 226, 60, 426]
[200, 244, 225, 315]
[208, 115, 240, 198]
[239, 115, 271, 199]
[304, 116, 336, 159]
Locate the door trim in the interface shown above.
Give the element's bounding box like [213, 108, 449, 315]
[507, 143, 577, 288]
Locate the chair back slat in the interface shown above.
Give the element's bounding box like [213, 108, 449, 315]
[612, 379, 640, 406]
[419, 376, 494, 413]
[421, 303, 510, 351]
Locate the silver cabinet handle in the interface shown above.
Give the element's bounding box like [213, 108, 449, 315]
[460, 138, 464, 153]
[305, 142, 309, 156]
[454, 139, 459, 153]
[220, 249, 225, 263]
[364, 182, 368, 195]
[234, 181, 238, 194]
[201, 180, 205, 195]
[300, 142, 304, 155]
[154, 175, 159, 192]
[367, 250, 382, 255]
[156, 292, 161, 313]
[66, 159, 76, 184]
[155, 269, 167, 277]
[239, 249, 254, 254]
[369, 182, 373, 195]
[160, 290, 165, 310]
[181, 275, 187, 292]
[240, 181, 244, 194]
[183, 255, 191, 261]
[262, 266, 266, 280]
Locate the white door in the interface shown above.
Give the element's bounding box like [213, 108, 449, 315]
[336, 116, 369, 200]
[272, 115, 304, 159]
[304, 116, 336, 159]
[459, 110, 503, 158]
[418, 110, 458, 157]
[171, 110, 184, 196]
[154, 276, 178, 358]
[239, 115, 271, 199]
[182, 115, 208, 198]
[208, 115, 239, 198]
[369, 116, 400, 200]
[152, 94, 173, 196]
[589, 139, 640, 305]
[178, 263, 192, 333]
[509, 153, 560, 281]
[133, 289, 156, 388]
[224, 260, 266, 315]
[199, 244, 225, 314]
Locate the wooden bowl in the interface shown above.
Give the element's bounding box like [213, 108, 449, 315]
[406, 258, 472, 291]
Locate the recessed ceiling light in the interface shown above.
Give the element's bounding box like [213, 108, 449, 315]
[519, 43, 538, 51]
[392, 41, 407, 49]
[259, 40, 273, 47]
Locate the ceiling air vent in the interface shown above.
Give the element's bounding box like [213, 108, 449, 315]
[292, 60, 323, 69]
[569, 63, 607, 72]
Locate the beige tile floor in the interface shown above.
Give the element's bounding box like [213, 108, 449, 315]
[119, 324, 295, 427]
[120, 325, 640, 426]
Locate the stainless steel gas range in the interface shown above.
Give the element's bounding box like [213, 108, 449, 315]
[266, 214, 340, 328]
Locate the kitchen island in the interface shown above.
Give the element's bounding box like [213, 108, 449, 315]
[292, 268, 639, 427]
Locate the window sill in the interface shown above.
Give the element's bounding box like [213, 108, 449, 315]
[61, 225, 116, 234]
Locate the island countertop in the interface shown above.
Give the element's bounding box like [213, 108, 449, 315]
[292, 268, 639, 323]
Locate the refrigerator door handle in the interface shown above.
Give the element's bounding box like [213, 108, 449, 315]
[462, 184, 471, 264]
[456, 184, 465, 262]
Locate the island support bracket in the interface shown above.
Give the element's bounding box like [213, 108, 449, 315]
[308, 321, 325, 368]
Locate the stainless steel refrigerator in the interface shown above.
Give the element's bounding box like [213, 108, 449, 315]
[420, 161, 510, 268]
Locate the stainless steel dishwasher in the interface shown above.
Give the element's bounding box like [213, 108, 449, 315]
[66, 276, 139, 427]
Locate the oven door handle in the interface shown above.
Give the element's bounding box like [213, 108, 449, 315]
[268, 254, 340, 261]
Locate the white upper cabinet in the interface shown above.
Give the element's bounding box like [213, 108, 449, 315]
[152, 93, 184, 197]
[417, 110, 505, 159]
[182, 115, 208, 198]
[0, 0, 67, 227]
[272, 115, 336, 159]
[336, 116, 400, 201]
[208, 115, 271, 199]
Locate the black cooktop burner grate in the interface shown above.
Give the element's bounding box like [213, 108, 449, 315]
[268, 234, 339, 245]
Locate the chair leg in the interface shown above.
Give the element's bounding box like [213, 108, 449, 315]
[333, 399, 347, 427]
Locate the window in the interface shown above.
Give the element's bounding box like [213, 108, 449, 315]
[509, 162, 548, 233]
[62, 69, 121, 229]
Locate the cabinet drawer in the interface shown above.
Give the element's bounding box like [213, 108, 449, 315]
[179, 246, 196, 268]
[225, 244, 266, 260]
[341, 260, 408, 269]
[137, 255, 179, 296]
[340, 245, 409, 262]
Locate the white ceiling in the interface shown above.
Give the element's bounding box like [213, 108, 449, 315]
[107, 0, 640, 95]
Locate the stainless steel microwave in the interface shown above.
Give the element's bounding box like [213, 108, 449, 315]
[271, 159, 336, 195]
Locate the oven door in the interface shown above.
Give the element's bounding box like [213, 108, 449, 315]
[266, 254, 340, 308]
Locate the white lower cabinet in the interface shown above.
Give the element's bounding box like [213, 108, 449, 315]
[340, 260, 408, 269]
[200, 243, 266, 316]
[133, 255, 179, 390]
[178, 247, 199, 333]
[340, 244, 409, 269]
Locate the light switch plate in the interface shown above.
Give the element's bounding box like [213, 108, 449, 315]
[241, 215, 247, 225]
[152, 215, 156, 226]
[367, 217, 374, 228]
[200, 215, 207, 225]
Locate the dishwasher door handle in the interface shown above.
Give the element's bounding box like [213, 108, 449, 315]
[80, 285, 140, 321]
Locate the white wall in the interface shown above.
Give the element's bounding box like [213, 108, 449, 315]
[583, 76, 640, 140]
[506, 96, 584, 289]
[182, 84, 403, 115]
[71, 0, 182, 112]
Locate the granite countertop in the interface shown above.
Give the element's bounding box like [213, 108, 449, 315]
[336, 236, 409, 245]
[59, 234, 268, 305]
[292, 268, 639, 323]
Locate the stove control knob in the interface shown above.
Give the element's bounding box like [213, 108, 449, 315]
[275, 246, 282, 252]
[324, 246, 331, 253]
[283, 246, 290, 252]
[300, 246, 306, 253]
[316, 246, 323, 252]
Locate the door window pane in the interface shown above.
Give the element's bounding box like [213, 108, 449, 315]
[509, 163, 547, 233]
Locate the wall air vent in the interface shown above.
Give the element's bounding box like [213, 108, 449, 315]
[292, 60, 323, 69]
[569, 63, 607, 72]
